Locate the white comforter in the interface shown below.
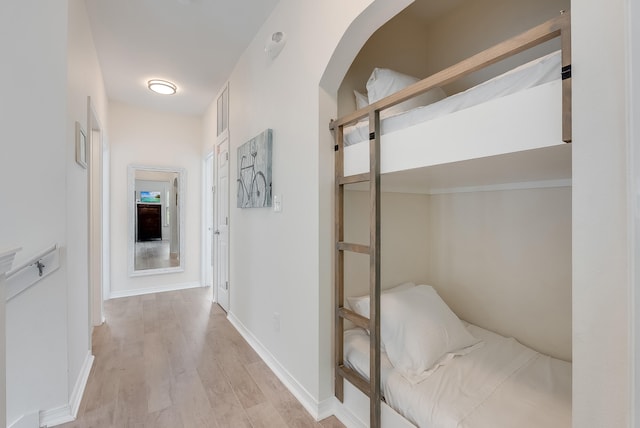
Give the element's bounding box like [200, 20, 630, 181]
[344, 324, 571, 428]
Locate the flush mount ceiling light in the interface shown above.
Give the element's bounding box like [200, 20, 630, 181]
[147, 79, 177, 95]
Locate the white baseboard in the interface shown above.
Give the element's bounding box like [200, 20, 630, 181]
[227, 312, 328, 420]
[317, 396, 338, 421]
[109, 281, 202, 299]
[40, 351, 94, 427]
[332, 399, 368, 428]
[69, 352, 94, 418]
[39, 404, 73, 427]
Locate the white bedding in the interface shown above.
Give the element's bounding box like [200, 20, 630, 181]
[344, 324, 571, 428]
[344, 50, 561, 147]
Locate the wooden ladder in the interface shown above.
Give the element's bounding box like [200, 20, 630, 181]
[332, 110, 382, 428]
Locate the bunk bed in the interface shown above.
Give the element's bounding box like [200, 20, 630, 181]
[330, 11, 571, 428]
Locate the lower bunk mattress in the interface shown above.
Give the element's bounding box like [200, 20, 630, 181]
[344, 324, 571, 428]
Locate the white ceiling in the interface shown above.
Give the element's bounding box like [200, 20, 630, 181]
[85, 0, 280, 115]
[83, 0, 470, 116]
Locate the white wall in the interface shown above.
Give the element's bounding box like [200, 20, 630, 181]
[202, 96, 218, 155]
[573, 0, 633, 425]
[343, 191, 430, 298]
[1, 1, 69, 422]
[343, 187, 572, 361]
[211, 0, 416, 411]
[421, 0, 569, 95]
[0, 0, 107, 424]
[337, 7, 430, 117]
[429, 187, 572, 361]
[109, 101, 202, 296]
[66, 0, 109, 411]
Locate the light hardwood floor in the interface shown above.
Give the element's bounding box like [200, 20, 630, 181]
[60, 287, 345, 428]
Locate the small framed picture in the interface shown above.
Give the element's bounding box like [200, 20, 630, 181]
[75, 121, 87, 169]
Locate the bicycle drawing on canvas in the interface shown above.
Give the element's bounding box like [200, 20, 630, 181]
[236, 129, 272, 208]
[236, 142, 268, 208]
[236, 129, 273, 208]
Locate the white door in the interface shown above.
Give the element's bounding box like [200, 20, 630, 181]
[214, 83, 230, 312]
[215, 139, 230, 311]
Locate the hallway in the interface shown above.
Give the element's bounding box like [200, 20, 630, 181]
[61, 288, 344, 427]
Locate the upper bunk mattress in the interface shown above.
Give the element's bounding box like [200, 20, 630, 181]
[344, 323, 571, 428]
[344, 50, 561, 147]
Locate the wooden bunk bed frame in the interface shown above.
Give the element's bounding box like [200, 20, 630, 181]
[329, 11, 571, 428]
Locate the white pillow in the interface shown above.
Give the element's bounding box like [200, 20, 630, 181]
[380, 285, 481, 383]
[353, 90, 369, 110]
[366, 68, 447, 117]
[347, 282, 415, 318]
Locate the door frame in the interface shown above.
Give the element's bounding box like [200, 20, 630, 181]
[87, 96, 104, 334]
[203, 151, 215, 290]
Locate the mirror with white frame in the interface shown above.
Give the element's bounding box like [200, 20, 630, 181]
[128, 165, 185, 276]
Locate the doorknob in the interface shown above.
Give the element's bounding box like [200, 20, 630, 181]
[214, 230, 221, 235]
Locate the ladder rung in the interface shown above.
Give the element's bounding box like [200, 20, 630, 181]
[338, 307, 369, 330]
[337, 365, 370, 397]
[338, 173, 370, 185]
[337, 242, 370, 254]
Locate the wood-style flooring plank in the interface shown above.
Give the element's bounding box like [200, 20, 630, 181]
[245, 401, 290, 428]
[245, 360, 322, 428]
[170, 369, 219, 428]
[144, 406, 184, 428]
[59, 287, 346, 428]
[143, 331, 172, 414]
[319, 416, 347, 428]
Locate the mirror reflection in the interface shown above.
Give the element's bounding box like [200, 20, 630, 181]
[128, 165, 185, 276]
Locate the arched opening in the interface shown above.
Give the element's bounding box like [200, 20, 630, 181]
[316, 0, 412, 405]
[318, 0, 572, 425]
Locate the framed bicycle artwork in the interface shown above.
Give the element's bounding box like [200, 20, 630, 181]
[237, 129, 273, 208]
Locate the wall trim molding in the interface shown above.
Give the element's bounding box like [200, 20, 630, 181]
[39, 352, 94, 427]
[227, 312, 325, 420]
[39, 404, 73, 427]
[426, 179, 572, 195]
[109, 281, 203, 299]
[317, 396, 338, 421]
[331, 399, 367, 428]
[69, 352, 94, 418]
